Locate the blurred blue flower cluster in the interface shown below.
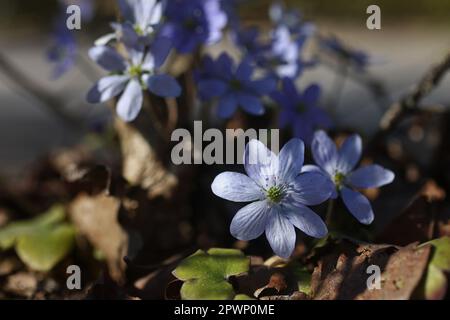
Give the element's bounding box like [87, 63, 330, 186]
[196, 53, 276, 118]
[49, 0, 372, 136]
[193, 1, 332, 143]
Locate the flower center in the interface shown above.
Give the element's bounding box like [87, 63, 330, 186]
[266, 186, 284, 203]
[230, 79, 242, 91]
[184, 18, 198, 30]
[134, 25, 144, 36]
[333, 172, 346, 188]
[128, 64, 142, 77]
[296, 102, 307, 114]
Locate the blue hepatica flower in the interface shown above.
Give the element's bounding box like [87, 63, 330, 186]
[269, 2, 315, 37]
[271, 78, 331, 144]
[265, 26, 306, 79]
[159, 0, 227, 53]
[47, 21, 77, 79]
[116, 0, 162, 41]
[47, 0, 94, 79]
[95, 0, 171, 68]
[87, 45, 181, 122]
[234, 25, 312, 80]
[197, 53, 277, 118]
[211, 139, 333, 258]
[305, 130, 395, 224]
[233, 26, 270, 61]
[321, 36, 370, 70]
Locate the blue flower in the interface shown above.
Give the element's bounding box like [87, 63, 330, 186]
[265, 26, 306, 79]
[234, 25, 313, 80]
[211, 139, 333, 258]
[271, 78, 331, 144]
[305, 130, 395, 224]
[159, 0, 227, 53]
[113, 0, 163, 46]
[320, 36, 370, 69]
[47, 0, 94, 78]
[87, 45, 181, 122]
[233, 26, 270, 61]
[196, 53, 277, 118]
[269, 2, 316, 38]
[95, 0, 171, 68]
[47, 22, 77, 79]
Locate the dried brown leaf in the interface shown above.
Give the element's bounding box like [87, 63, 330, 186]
[311, 241, 431, 300]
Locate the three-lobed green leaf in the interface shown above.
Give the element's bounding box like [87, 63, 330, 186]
[0, 205, 75, 271]
[173, 248, 250, 300]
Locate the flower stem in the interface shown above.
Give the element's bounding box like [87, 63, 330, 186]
[325, 199, 335, 226]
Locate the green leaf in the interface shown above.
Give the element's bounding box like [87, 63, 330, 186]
[427, 237, 450, 272]
[16, 224, 75, 272]
[423, 264, 448, 300]
[0, 205, 75, 271]
[0, 205, 65, 249]
[180, 279, 234, 300]
[294, 267, 312, 295]
[415, 237, 450, 299]
[173, 248, 250, 300]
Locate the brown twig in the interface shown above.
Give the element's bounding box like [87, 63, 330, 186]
[165, 97, 179, 135]
[379, 51, 450, 132]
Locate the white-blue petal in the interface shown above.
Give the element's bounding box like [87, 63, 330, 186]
[211, 172, 263, 202]
[237, 93, 265, 116]
[341, 187, 374, 225]
[87, 75, 129, 103]
[291, 172, 333, 206]
[244, 139, 279, 188]
[198, 79, 227, 99]
[89, 46, 127, 72]
[301, 164, 325, 174]
[336, 134, 362, 174]
[230, 200, 270, 241]
[347, 165, 395, 189]
[311, 130, 338, 175]
[94, 33, 117, 46]
[147, 74, 181, 97]
[278, 138, 304, 183]
[217, 94, 238, 119]
[265, 207, 296, 258]
[285, 203, 328, 238]
[116, 78, 143, 122]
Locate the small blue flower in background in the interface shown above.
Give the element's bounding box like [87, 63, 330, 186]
[112, 0, 163, 46]
[196, 53, 276, 118]
[212, 139, 333, 258]
[233, 26, 270, 62]
[269, 2, 316, 38]
[95, 0, 171, 68]
[47, 21, 77, 79]
[271, 78, 331, 144]
[47, 0, 94, 79]
[304, 130, 395, 224]
[87, 45, 181, 122]
[320, 36, 370, 70]
[159, 0, 227, 54]
[233, 8, 315, 80]
[264, 26, 307, 79]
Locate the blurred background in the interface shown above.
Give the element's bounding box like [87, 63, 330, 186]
[0, 0, 449, 176]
